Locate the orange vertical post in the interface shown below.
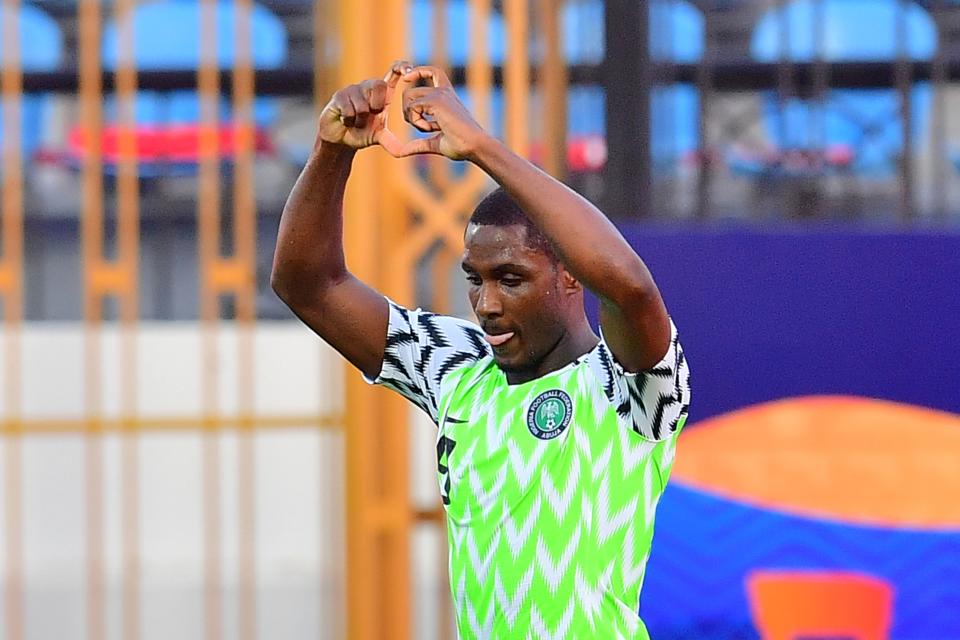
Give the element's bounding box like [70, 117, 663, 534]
[313, 0, 336, 114]
[375, 4, 414, 639]
[338, 0, 413, 638]
[338, 3, 379, 634]
[468, 0, 492, 128]
[539, 0, 568, 178]
[78, 2, 107, 639]
[503, 0, 530, 154]
[232, 2, 258, 640]
[197, 2, 223, 640]
[79, 2, 141, 639]
[1, 3, 25, 640]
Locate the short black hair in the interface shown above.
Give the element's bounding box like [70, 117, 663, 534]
[468, 187, 558, 262]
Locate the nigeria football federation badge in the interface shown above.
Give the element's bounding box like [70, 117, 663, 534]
[527, 389, 573, 440]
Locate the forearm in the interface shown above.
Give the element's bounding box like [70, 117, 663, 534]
[469, 135, 657, 305]
[271, 141, 357, 302]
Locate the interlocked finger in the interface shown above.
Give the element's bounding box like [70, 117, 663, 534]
[346, 87, 371, 129]
[404, 98, 440, 133]
[335, 93, 357, 128]
[361, 79, 389, 114]
[384, 59, 413, 104]
[403, 65, 453, 89]
[402, 87, 441, 132]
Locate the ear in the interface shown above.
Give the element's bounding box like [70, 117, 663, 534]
[558, 263, 581, 294]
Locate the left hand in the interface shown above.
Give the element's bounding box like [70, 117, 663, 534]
[395, 66, 487, 160]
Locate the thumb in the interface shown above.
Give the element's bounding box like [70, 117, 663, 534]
[375, 128, 404, 157]
[396, 134, 443, 158]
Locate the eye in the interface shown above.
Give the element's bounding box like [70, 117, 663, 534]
[465, 274, 481, 286]
[501, 276, 522, 287]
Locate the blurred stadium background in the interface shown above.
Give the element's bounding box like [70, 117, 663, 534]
[1, 0, 958, 639]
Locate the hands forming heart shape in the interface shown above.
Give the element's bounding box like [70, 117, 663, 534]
[317, 60, 486, 161]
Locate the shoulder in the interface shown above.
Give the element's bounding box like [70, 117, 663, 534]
[375, 300, 493, 422]
[386, 300, 488, 356]
[584, 318, 691, 440]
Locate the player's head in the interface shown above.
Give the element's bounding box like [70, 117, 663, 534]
[463, 188, 585, 374]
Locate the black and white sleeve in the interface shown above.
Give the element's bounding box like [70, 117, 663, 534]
[363, 298, 491, 424]
[588, 319, 691, 441]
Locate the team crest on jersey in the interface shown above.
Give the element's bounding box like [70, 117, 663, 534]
[526, 389, 573, 440]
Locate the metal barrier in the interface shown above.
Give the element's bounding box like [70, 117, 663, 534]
[2, 1, 341, 639]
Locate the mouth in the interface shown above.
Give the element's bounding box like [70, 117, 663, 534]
[484, 331, 515, 347]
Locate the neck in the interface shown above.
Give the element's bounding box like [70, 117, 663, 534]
[504, 314, 598, 385]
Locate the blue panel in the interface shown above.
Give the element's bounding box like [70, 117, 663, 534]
[410, 0, 506, 65]
[759, 84, 933, 174]
[652, 84, 699, 159]
[101, 0, 288, 70]
[563, 0, 605, 65]
[650, 0, 704, 63]
[567, 86, 604, 136]
[408, 0, 702, 166]
[0, 4, 62, 69]
[750, 0, 936, 173]
[643, 485, 960, 638]
[593, 228, 960, 419]
[95, 0, 287, 165]
[410, 0, 702, 65]
[561, 0, 704, 64]
[752, 0, 937, 61]
[0, 4, 62, 160]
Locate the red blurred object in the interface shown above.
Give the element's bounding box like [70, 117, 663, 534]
[529, 135, 607, 172]
[63, 123, 274, 166]
[564, 135, 607, 172]
[746, 570, 894, 640]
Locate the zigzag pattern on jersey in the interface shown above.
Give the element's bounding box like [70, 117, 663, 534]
[371, 300, 692, 638]
[439, 362, 686, 640]
[376, 301, 490, 423]
[644, 484, 960, 638]
[592, 321, 691, 441]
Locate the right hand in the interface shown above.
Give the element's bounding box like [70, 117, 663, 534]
[317, 61, 412, 156]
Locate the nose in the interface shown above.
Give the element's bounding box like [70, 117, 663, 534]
[474, 282, 502, 319]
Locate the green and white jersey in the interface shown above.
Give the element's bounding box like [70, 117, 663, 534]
[367, 299, 691, 639]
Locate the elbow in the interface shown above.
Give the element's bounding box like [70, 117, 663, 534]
[270, 258, 344, 310]
[603, 258, 659, 310]
[270, 269, 291, 304]
[270, 259, 295, 304]
[270, 260, 313, 309]
[613, 281, 660, 314]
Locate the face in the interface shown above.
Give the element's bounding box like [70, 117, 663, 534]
[462, 223, 573, 374]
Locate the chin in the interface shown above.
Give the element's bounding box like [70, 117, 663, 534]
[492, 353, 520, 372]
[493, 352, 535, 375]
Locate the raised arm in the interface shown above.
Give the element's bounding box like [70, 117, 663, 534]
[397, 67, 671, 371]
[271, 64, 410, 379]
